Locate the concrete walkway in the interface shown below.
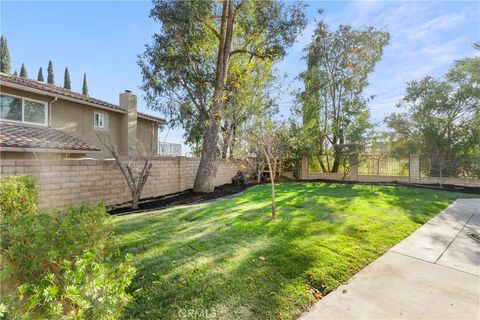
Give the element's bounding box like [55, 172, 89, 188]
[299, 198, 480, 320]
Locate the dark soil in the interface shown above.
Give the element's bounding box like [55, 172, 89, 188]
[108, 183, 252, 215]
[109, 179, 479, 215]
[298, 178, 480, 195]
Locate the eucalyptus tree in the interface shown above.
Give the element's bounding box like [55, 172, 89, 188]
[385, 57, 480, 158]
[139, 0, 307, 192]
[297, 18, 389, 172]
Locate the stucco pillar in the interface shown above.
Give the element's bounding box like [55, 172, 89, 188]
[298, 156, 309, 180]
[349, 154, 358, 182]
[119, 91, 137, 155]
[409, 154, 420, 183]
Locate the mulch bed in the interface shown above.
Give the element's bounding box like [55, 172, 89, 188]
[108, 183, 252, 215]
[108, 179, 479, 215]
[297, 178, 480, 195]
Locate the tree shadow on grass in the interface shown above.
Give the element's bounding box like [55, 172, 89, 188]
[113, 182, 474, 320]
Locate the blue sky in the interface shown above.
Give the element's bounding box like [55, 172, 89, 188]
[2, 1, 479, 154]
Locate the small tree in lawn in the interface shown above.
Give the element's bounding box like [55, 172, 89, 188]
[97, 134, 153, 210]
[249, 121, 290, 220]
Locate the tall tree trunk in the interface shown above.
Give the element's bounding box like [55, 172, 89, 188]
[194, 123, 221, 192]
[193, 0, 234, 192]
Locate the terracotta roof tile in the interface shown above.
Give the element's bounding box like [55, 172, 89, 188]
[0, 121, 100, 152]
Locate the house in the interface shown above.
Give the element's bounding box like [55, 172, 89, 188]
[0, 73, 165, 159]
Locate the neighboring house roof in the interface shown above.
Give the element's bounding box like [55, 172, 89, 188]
[0, 73, 166, 124]
[0, 121, 100, 152]
[137, 112, 166, 123]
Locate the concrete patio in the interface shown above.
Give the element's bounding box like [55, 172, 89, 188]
[299, 198, 480, 320]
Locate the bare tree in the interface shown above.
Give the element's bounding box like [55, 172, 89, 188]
[97, 134, 153, 210]
[249, 122, 290, 220]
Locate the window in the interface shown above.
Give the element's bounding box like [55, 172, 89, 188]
[0, 94, 47, 125]
[93, 112, 105, 129]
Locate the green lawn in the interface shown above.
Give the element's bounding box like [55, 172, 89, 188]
[113, 182, 473, 319]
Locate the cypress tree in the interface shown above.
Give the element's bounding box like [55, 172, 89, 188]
[13, 69, 18, 76]
[0, 35, 11, 74]
[37, 67, 44, 81]
[63, 67, 71, 89]
[82, 73, 88, 96]
[47, 60, 54, 84]
[20, 63, 28, 78]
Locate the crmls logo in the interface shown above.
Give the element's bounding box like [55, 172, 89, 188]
[177, 308, 218, 319]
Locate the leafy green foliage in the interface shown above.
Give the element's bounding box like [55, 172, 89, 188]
[0, 35, 11, 74]
[47, 60, 54, 84]
[293, 16, 389, 172]
[113, 182, 472, 319]
[0, 175, 38, 219]
[139, 0, 306, 148]
[385, 57, 480, 159]
[0, 177, 135, 319]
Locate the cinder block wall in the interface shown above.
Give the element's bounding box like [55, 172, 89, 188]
[0, 157, 241, 210]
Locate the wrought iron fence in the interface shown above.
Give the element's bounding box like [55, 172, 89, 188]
[357, 154, 409, 176]
[157, 142, 182, 157]
[420, 155, 480, 179]
[308, 154, 350, 174]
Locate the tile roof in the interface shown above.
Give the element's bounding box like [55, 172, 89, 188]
[137, 111, 166, 123]
[0, 121, 100, 152]
[0, 73, 166, 123]
[1, 73, 121, 110]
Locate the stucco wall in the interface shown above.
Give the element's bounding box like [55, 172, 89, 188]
[0, 87, 160, 158]
[0, 157, 240, 210]
[137, 118, 158, 155]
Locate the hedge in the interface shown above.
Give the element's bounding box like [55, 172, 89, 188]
[0, 176, 135, 319]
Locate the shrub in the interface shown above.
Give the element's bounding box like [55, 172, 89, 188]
[0, 177, 135, 319]
[0, 175, 38, 219]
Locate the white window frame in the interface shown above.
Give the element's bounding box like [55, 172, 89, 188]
[0, 93, 48, 126]
[93, 111, 105, 129]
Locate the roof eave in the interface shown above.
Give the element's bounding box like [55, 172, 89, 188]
[0, 146, 101, 154]
[137, 114, 166, 124]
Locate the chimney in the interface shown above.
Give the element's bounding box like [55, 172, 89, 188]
[119, 90, 137, 154]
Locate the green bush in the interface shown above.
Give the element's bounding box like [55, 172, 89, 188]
[0, 177, 135, 319]
[0, 175, 38, 219]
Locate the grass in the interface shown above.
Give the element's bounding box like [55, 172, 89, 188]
[112, 182, 474, 319]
